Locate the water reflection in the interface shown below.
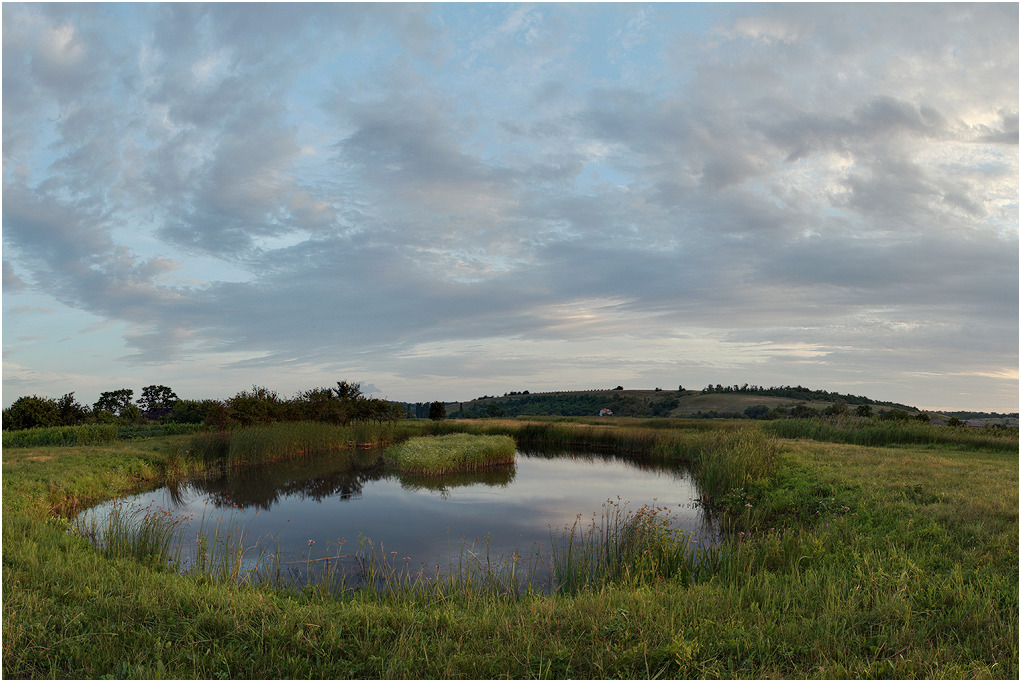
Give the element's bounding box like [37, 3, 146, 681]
[177, 449, 388, 510]
[82, 447, 717, 591]
[398, 464, 516, 498]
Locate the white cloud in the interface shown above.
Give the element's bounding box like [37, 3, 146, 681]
[2, 3, 1016, 411]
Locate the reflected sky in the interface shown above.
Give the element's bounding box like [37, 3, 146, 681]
[80, 449, 714, 584]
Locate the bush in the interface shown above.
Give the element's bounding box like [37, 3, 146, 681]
[2, 396, 61, 430]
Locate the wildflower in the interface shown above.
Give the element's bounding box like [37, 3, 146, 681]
[307, 539, 316, 546]
[745, 503, 753, 508]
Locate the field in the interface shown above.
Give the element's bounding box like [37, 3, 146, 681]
[2, 417, 1017, 678]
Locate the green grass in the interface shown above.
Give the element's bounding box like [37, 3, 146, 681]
[763, 416, 1018, 451]
[385, 433, 516, 475]
[2, 422, 206, 448]
[2, 423, 119, 448]
[3, 418, 1017, 678]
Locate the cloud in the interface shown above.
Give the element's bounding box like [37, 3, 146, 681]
[2, 3, 1016, 409]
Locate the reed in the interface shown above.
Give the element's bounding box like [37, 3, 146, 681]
[179, 421, 409, 469]
[385, 433, 516, 475]
[74, 500, 188, 569]
[690, 428, 780, 504]
[4, 420, 1016, 678]
[763, 417, 1018, 451]
[547, 499, 703, 594]
[2, 424, 119, 448]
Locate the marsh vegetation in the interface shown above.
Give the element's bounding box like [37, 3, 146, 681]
[3, 415, 1016, 678]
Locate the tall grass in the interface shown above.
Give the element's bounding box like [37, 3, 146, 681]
[2, 424, 119, 448]
[548, 499, 705, 594]
[2, 423, 204, 448]
[74, 500, 188, 569]
[385, 433, 516, 475]
[180, 421, 409, 469]
[763, 417, 1018, 451]
[5, 420, 1016, 678]
[689, 428, 780, 503]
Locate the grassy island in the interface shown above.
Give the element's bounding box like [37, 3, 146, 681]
[385, 433, 516, 475]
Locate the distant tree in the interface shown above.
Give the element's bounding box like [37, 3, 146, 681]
[355, 399, 405, 423]
[296, 387, 348, 424]
[3, 395, 60, 430]
[789, 403, 819, 419]
[139, 385, 179, 421]
[485, 403, 506, 418]
[171, 399, 222, 425]
[855, 404, 873, 418]
[744, 405, 771, 420]
[226, 386, 282, 426]
[333, 381, 363, 402]
[823, 402, 848, 417]
[613, 386, 624, 391]
[428, 401, 446, 421]
[94, 389, 135, 418]
[56, 392, 90, 425]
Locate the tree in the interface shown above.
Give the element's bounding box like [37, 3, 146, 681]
[855, 404, 873, 418]
[226, 386, 282, 426]
[744, 405, 770, 420]
[428, 401, 446, 421]
[94, 389, 135, 418]
[139, 385, 179, 421]
[2, 395, 60, 430]
[789, 403, 818, 419]
[823, 402, 848, 417]
[333, 381, 363, 402]
[171, 399, 222, 425]
[297, 387, 348, 424]
[55, 393, 90, 425]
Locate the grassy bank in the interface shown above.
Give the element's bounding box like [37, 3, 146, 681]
[3, 418, 1017, 678]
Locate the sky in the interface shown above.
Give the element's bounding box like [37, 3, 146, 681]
[2, 3, 1018, 413]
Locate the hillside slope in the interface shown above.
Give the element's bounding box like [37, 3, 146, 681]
[443, 387, 915, 419]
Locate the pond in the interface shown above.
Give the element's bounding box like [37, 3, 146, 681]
[78, 447, 717, 592]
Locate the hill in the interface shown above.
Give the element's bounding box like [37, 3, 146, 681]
[435, 385, 917, 420]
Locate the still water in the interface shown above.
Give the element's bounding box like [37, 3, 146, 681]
[79, 447, 716, 589]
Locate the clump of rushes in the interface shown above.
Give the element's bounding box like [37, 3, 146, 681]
[386, 433, 516, 475]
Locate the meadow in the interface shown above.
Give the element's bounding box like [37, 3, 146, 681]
[2, 417, 1017, 678]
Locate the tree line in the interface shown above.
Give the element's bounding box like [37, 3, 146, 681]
[2, 381, 406, 431]
[700, 383, 917, 411]
[450, 392, 681, 419]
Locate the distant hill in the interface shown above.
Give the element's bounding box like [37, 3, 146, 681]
[422, 385, 915, 420]
[395, 385, 1018, 423]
